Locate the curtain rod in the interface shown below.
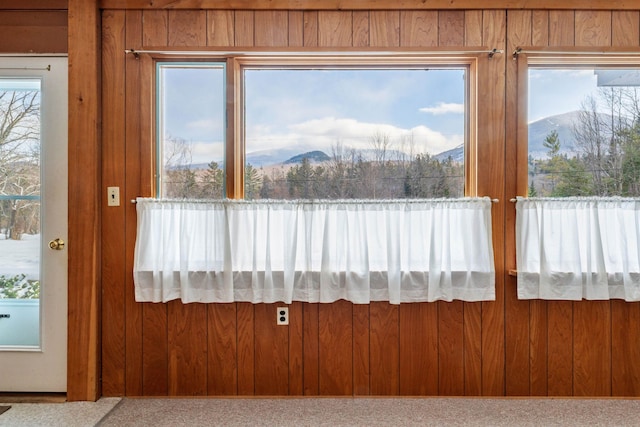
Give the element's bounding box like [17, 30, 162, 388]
[512, 47, 640, 60]
[0, 65, 50, 71]
[125, 48, 503, 59]
[132, 198, 499, 204]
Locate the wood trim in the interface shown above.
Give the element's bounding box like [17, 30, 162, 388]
[67, 0, 101, 401]
[0, 0, 67, 10]
[0, 11, 68, 53]
[99, 0, 640, 11]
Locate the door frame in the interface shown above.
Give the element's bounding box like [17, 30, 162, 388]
[0, 55, 68, 392]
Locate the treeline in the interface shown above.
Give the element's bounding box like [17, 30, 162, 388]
[530, 87, 640, 197]
[164, 153, 463, 200]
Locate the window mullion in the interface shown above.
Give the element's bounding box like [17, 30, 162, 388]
[226, 57, 244, 199]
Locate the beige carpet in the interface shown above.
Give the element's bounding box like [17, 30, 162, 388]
[97, 397, 640, 427]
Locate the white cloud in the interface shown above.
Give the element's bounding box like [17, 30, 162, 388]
[419, 102, 465, 115]
[189, 141, 224, 165]
[186, 119, 221, 134]
[255, 117, 462, 155]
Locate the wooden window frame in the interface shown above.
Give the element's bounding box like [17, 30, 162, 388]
[150, 51, 481, 199]
[516, 50, 640, 197]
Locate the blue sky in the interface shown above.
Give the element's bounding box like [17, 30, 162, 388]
[160, 64, 620, 166]
[160, 65, 466, 165]
[528, 68, 599, 122]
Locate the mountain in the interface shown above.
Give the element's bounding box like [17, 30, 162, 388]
[528, 111, 580, 158]
[233, 111, 600, 169]
[246, 147, 305, 167]
[435, 144, 464, 162]
[283, 150, 331, 164]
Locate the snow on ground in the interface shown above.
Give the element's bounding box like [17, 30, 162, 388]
[0, 234, 40, 280]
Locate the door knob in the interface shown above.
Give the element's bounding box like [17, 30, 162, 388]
[48, 238, 65, 250]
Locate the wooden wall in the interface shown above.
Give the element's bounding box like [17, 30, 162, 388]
[0, 1, 68, 53]
[504, 10, 640, 397]
[97, 8, 640, 397]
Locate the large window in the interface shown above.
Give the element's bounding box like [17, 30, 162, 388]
[528, 63, 640, 197]
[157, 55, 475, 199]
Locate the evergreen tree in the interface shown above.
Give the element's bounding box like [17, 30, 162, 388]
[202, 161, 224, 198]
[245, 163, 261, 200]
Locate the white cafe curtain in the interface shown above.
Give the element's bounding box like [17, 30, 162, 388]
[133, 197, 495, 304]
[516, 197, 640, 301]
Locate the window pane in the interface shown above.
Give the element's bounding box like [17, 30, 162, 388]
[0, 79, 41, 346]
[158, 64, 225, 198]
[244, 68, 466, 199]
[528, 67, 640, 197]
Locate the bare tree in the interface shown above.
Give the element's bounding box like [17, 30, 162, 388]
[0, 89, 41, 239]
[573, 94, 610, 195]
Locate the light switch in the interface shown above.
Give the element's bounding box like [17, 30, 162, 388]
[107, 186, 120, 206]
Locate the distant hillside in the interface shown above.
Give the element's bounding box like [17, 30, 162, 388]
[528, 111, 580, 158]
[246, 147, 305, 167]
[435, 144, 464, 162]
[284, 150, 331, 164]
[224, 111, 610, 169]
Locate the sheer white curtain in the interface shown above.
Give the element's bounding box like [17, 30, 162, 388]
[134, 197, 495, 304]
[516, 197, 640, 301]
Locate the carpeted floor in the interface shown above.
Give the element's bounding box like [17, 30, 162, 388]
[97, 397, 640, 427]
[1, 396, 640, 426]
[0, 398, 120, 427]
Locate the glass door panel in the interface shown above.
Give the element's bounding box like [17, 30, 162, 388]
[0, 79, 41, 348]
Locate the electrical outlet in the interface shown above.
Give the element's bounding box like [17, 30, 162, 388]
[277, 307, 289, 325]
[107, 186, 120, 206]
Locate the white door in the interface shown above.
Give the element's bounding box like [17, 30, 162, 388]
[0, 57, 67, 392]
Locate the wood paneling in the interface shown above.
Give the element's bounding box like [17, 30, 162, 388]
[167, 302, 208, 395]
[168, 10, 206, 46]
[353, 305, 370, 395]
[208, 304, 238, 395]
[139, 8, 169, 398]
[68, 0, 100, 402]
[505, 10, 530, 397]
[611, 302, 640, 396]
[549, 11, 574, 46]
[438, 302, 464, 395]
[1, 0, 67, 9]
[612, 11, 639, 47]
[95, 6, 640, 401]
[237, 303, 255, 394]
[352, 12, 369, 48]
[207, 10, 234, 47]
[438, 11, 464, 46]
[98, 0, 640, 11]
[547, 301, 573, 396]
[255, 11, 288, 47]
[124, 9, 145, 396]
[400, 11, 437, 47]
[100, 9, 126, 397]
[318, 11, 352, 47]
[303, 303, 319, 395]
[254, 304, 289, 395]
[288, 11, 303, 47]
[234, 11, 254, 46]
[319, 301, 353, 395]
[370, 11, 399, 47]
[303, 11, 318, 47]
[288, 302, 304, 395]
[0, 11, 67, 53]
[479, 9, 506, 397]
[369, 303, 399, 395]
[399, 304, 438, 395]
[575, 11, 611, 47]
